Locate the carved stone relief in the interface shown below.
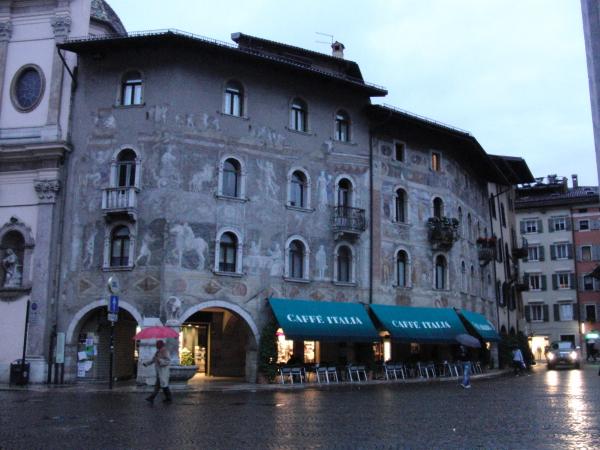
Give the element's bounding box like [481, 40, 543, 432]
[34, 179, 60, 203]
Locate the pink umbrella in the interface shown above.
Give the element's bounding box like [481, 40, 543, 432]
[133, 326, 179, 340]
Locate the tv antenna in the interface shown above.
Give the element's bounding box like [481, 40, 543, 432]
[315, 31, 334, 47]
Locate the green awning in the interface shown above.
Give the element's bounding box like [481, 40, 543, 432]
[459, 310, 500, 342]
[370, 304, 467, 343]
[269, 298, 379, 342]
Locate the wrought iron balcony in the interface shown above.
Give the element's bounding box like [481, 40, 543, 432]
[101, 186, 138, 221]
[512, 237, 528, 259]
[476, 237, 497, 263]
[427, 217, 459, 250]
[332, 206, 366, 240]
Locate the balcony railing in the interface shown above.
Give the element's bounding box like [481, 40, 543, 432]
[102, 187, 138, 220]
[332, 206, 366, 239]
[427, 217, 459, 250]
[476, 237, 497, 263]
[512, 237, 528, 259]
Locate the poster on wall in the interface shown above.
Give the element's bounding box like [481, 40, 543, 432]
[77, 363, 86, 377]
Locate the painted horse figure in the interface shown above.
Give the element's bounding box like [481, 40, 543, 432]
[170, 223, 207, 270]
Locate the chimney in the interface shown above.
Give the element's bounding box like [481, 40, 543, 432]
[331, 41, 345, 58]
[547, 174, 557, 184]
[572, 174, 579, 188]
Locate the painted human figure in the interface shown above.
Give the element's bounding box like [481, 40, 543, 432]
[315, 245, 327, 280]
[269, 243, 283, 276]
[2, 249, 21, 287]
[317, 171, 329, 211]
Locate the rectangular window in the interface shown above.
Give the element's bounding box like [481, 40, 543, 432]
[395, 143, 405, 162]
[529, 274, 541, 291]
[558, 273, 570, 289]
[531, 304, 544, 322]
[559, 304, 574, 321]
[586, 304, 597, 322]
[553, 217, 567, 231]
[584, 275, 594, 291]
[579, 220, 590, 231]
[527, 246, 539, 261]
[431, 152, 441, 172]
[525, 220, 538, 233]
[582, 246, 592, 261]
[555, 244, 568, 259]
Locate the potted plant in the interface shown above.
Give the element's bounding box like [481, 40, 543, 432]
[258, 321, 279, 383]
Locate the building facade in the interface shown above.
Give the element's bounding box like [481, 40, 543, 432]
[0, 0, 124, 383]
[516, 175, 600, 357]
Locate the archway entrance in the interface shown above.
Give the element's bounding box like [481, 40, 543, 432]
[73, 307, 138, 381]
[179, 306, 256, 382]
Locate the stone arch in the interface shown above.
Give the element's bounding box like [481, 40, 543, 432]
[65, 299, 143, 345]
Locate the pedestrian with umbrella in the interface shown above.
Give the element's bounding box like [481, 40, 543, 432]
[456, 334, 481, 389]
[134, 326, 179, 404]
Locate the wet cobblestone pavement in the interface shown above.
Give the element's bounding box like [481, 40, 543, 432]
[1, 365, 600, 449]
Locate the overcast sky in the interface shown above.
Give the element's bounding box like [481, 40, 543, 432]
[107, 0, 597, 185]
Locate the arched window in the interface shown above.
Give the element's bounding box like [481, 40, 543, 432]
[334, 110, 350, 142]
[433, 197, 443, 219]
[224, 80, 243, 116]
[458, 207, 463, 237]
[337, 245, 352, 283]
[470, 265, 475, 295]
[116, 149, 137, 187]
[435, 255, 447, 290]
[290, 171, 307, 208]
[110, 226, 130, 267]
[467, 213, 472, 241]
[337, 178, 353, 208]
[219, 232, 238, 273]
[121, 71, 143, 106]
[289, 240, 305, 279]
[395, 188, 406, 223]
[396, 250, 408, 287]
[500, 203, 507, 227]
[461, 261, 467, 293]
[290, 98, 308, 132]
[222, 158, 241, 197]
[1, 231, 25, 288]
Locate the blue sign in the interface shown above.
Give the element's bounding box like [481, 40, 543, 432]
[109, 295, 119, 314]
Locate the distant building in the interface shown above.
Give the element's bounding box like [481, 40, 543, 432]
[516, 175, 600, 356]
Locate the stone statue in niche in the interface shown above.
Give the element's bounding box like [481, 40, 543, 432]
[315, 245, 328, 280]
[316, 171, 329, 211]
[165, 296, 182, 325]
[2, 249, 21, 288]
[170, 223, 207, 270]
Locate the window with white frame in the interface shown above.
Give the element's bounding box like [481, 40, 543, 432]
[559, 303, 574, 321]
[290, 98, 308, 132]
[524, 219, 538, 233]
[224, 80, 244, 117]
[110, 226, 130, 267]
[120, 71, 143, 106]
[434, 255, 447, 290]
[115, 149, 137, 187]
[394, 142, 405, 162]
[530, 304, 544, 322]
[584, 275, 594, 291]
[557, 273, 570, 289]
[431, 151, 441, 172]
[334, 110, 350, 142]
[579, 220, 590, 231]
[396, 250, 409, 287]
[218, 232, 238, 273]
[285, 237, 309, 280]
[470, 265, 476, 295]
[433, 197, 444, 219]
[553, 217, 567, 231]
[527, 246, 539, 261]
[336, 245, 352, 283]
[461, 261, 467, 293]
[555, 243, 569, 259]
[394, 188, 407, 223]
[581, 246, 592, 261]
[289, 170, 308, 208]
[585, 304, 597, 322]
[217, 157, 246, 199]
[337, 178, 353, 208]
[529, 274, 541, 291]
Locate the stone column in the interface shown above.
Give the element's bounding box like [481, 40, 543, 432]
[0, 21, 12, 113]
[27, 179, 61, 382]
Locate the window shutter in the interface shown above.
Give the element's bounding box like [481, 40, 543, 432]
[524, 305, 531, 322]
[577, 246, 583, 262]
[548, 218, 554, 232]
[552, 274, 558, 290]
[574, 220, 579, 231]
[565, 219, 571, 231]
[593, 245, 600, 261]
[537, 219, 543, 233]
[579, 275, 585, 292]
[550, 245, 556, 260]
[553, 304, 560, 321]
[595, 278, 600, 292]
[573, 304, 579, 321]
[543, 305, 549, 322]
[541, 275, 547, 291]
[523, 273, 530, 286]
[520, 220, 526, 234]
[567, 244, 574, 260]
[570, 273, 576, 289]
[593, 220, 600, 230]
[539, 246, 545, 261]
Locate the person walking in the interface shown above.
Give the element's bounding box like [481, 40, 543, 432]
[458, 345, 471, 389]
[512, 346, 525, 376]
[144, 340, 172, 403]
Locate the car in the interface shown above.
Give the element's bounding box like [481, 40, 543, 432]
[546, 341, 581, 370]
